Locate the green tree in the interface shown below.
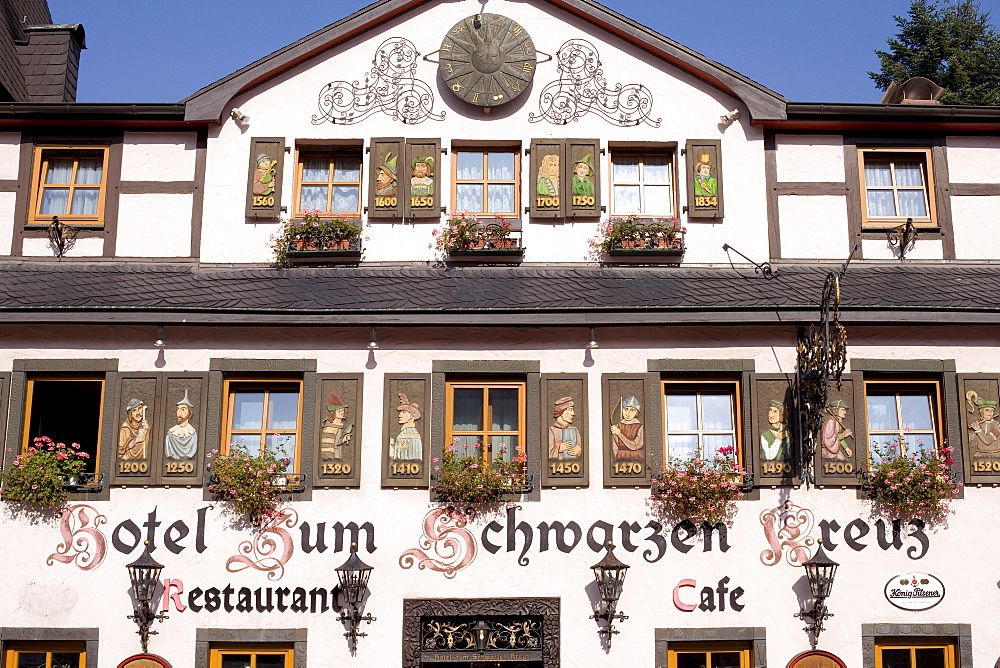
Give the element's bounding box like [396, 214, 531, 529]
[869, 0, 1000, 105]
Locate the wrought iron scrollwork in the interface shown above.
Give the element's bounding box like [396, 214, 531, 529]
[422, 617, 541, 652]
[886, 217, 918, 259]
[312, 38, 445, 125]
[795, 245, 857, 484]
[529, 39, 660, 127]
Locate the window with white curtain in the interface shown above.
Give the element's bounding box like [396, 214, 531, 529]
[611, 150, 674, 215]
[662, 381, 741, 464]
[295, 149, 362, 215]
[445, 380, 525, 464]
[31, 147, 109, 226]
[859, 148, 935, 226]
[452, 149, 519, 216]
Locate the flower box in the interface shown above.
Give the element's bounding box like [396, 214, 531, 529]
[434, 213, 523, 260]
[61, 472, 104, 492]
[593, 216, 687, 257]
[271, 212, 363, 266]
[286, 238, 363, 260]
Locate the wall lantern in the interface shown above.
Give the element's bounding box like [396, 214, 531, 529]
[794, 540, 839, 645]
[589, 542, 629, 645]
[125, 542, 168, 654]
[472, 619, 492, 651]
[586, 326, 599, 349]
[335, 542, 377, 645]
[367, 326, 379, 350]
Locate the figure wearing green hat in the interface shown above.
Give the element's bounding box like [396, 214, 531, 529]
[375, 152, 398, 198]
[571, 154, 595, 197]
[967, 390, 1000, 456]
[821, 399, 853, 461]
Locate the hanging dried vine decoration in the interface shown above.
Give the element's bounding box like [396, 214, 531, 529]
[529, 39, 661, 127]
[796, 249, 854, 483]
[312, 37, 445, 125]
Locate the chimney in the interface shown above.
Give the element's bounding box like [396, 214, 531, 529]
[16, 23, 86, 102]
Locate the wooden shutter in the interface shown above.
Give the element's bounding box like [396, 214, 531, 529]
[565, 139, 601, 218]
[112, 374, 158, 484]
[314, 374, 363, 487]
[158, 374, 207, 486]
[403, 139, 441, 219]
[686, 139, 724, 218]
[541, 374, 589, 487]
[529, 139, 565, 218]
[751, 374, 799, 485]
[245, 137, 284, 219]
[382, 375, 431, 488]
[368, 137, 404, 218]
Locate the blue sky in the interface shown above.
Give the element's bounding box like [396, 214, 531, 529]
[50, 0, 1000, 104]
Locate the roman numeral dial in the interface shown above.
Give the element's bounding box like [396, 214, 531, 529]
[439, 13, 536, 107]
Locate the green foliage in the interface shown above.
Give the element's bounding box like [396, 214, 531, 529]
[2, 436, 89, 507]
[270, 210, 362, 266]
[432, 212, 514, 253]
[867, 440, 960, 522]
[207, 442, 292, 528]
[650, 447, 745, 526]
[869, 0, 1000, 104]
[432, 440, 528, 505]
[590, 215, 683, 253]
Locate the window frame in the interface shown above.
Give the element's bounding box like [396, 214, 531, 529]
[661, 379, 743, 466]
[222, 379, 304, 473]
[23, 376, 106, 477]
[666, 641, 752, 668]
[873, 638, 956, 668]
[208, 645, 294, 668]
[450, 147, 521, 218]
[610, 147, 677, 217]
[4, 642, 87, 668]
[293, 147, 363, 217]
[445, 379, 526, 463]
[858, 147, 936, 228]
[863, 379, 943, 466]
[29, 146, 110, 227]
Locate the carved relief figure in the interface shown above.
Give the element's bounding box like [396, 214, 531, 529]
[320, 393, 354, 460]
[410, 156, 435, 198]
[821, 399, 853, 461]
[391, 393, 422, 461]
[252, 154, 277, 197]
[164, 389, 197, 460]
[693, 154, 717, 197]
[375, 152, 398, 197]
[118, 398, 149, 460]
[967, 390, 1000, 456]
[548, 396, 582, 460]
[760, 399, 788, 462]
[536, 153, 559, 196]
[611, 396, 644, 460]
[571, 154, 594, 196]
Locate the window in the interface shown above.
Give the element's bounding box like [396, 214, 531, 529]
[295, 149, 362, 216]
[4, 642, 86, 668]
[209, 646, 293, 668]
[859, 148, 935, 226]
[223, 380, 303, 472]
[611, 150, 675, 215]
[668, 642, 751, 668]
[24, 378, 104, 475]
[865, 381, 941, 464]
[30, 147, 109, 226]
[662, 381, 741, 463]
[446, 381, 525, 463]
[874, 639, 956, 668]
[452, 149, 518, 216]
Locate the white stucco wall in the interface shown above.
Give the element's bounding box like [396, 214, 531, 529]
[115, 193, 194, 257]
[777, 195, 849, 259]
[0, 132, 20, 180]
[951, 194, 1000, 260]
[2, 324, 1000, 667]
[22, 236, 104, 257]
[946, 135, 1000, 183]
[197, 0, 767, 265]
[0, 192, 16, 256]
[120, 132, 198, 182]
[775, 135, 845, 182]
[862, 237, 943, 261]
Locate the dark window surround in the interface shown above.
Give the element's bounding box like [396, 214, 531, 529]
[647, 359, 757, 498]
[12, 129, 207, 260]
[205, 359, 317, 502]
[194, 628, 306, 668]
[5, 359, 119, 502]
[861, 623, 971, 668]
[402, 597, 559, 668]
[850, 358, 963, 496]
[0, 627, 98, 668]
[654, 627, 765, 668]
[431, 360, 541, 502]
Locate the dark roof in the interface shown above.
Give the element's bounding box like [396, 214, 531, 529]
[0, 0, 52, 101]
[181, 0, 786, 123]
[0, 262, 996, 326]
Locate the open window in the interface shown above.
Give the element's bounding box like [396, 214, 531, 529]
[24, 377, 104, 475]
